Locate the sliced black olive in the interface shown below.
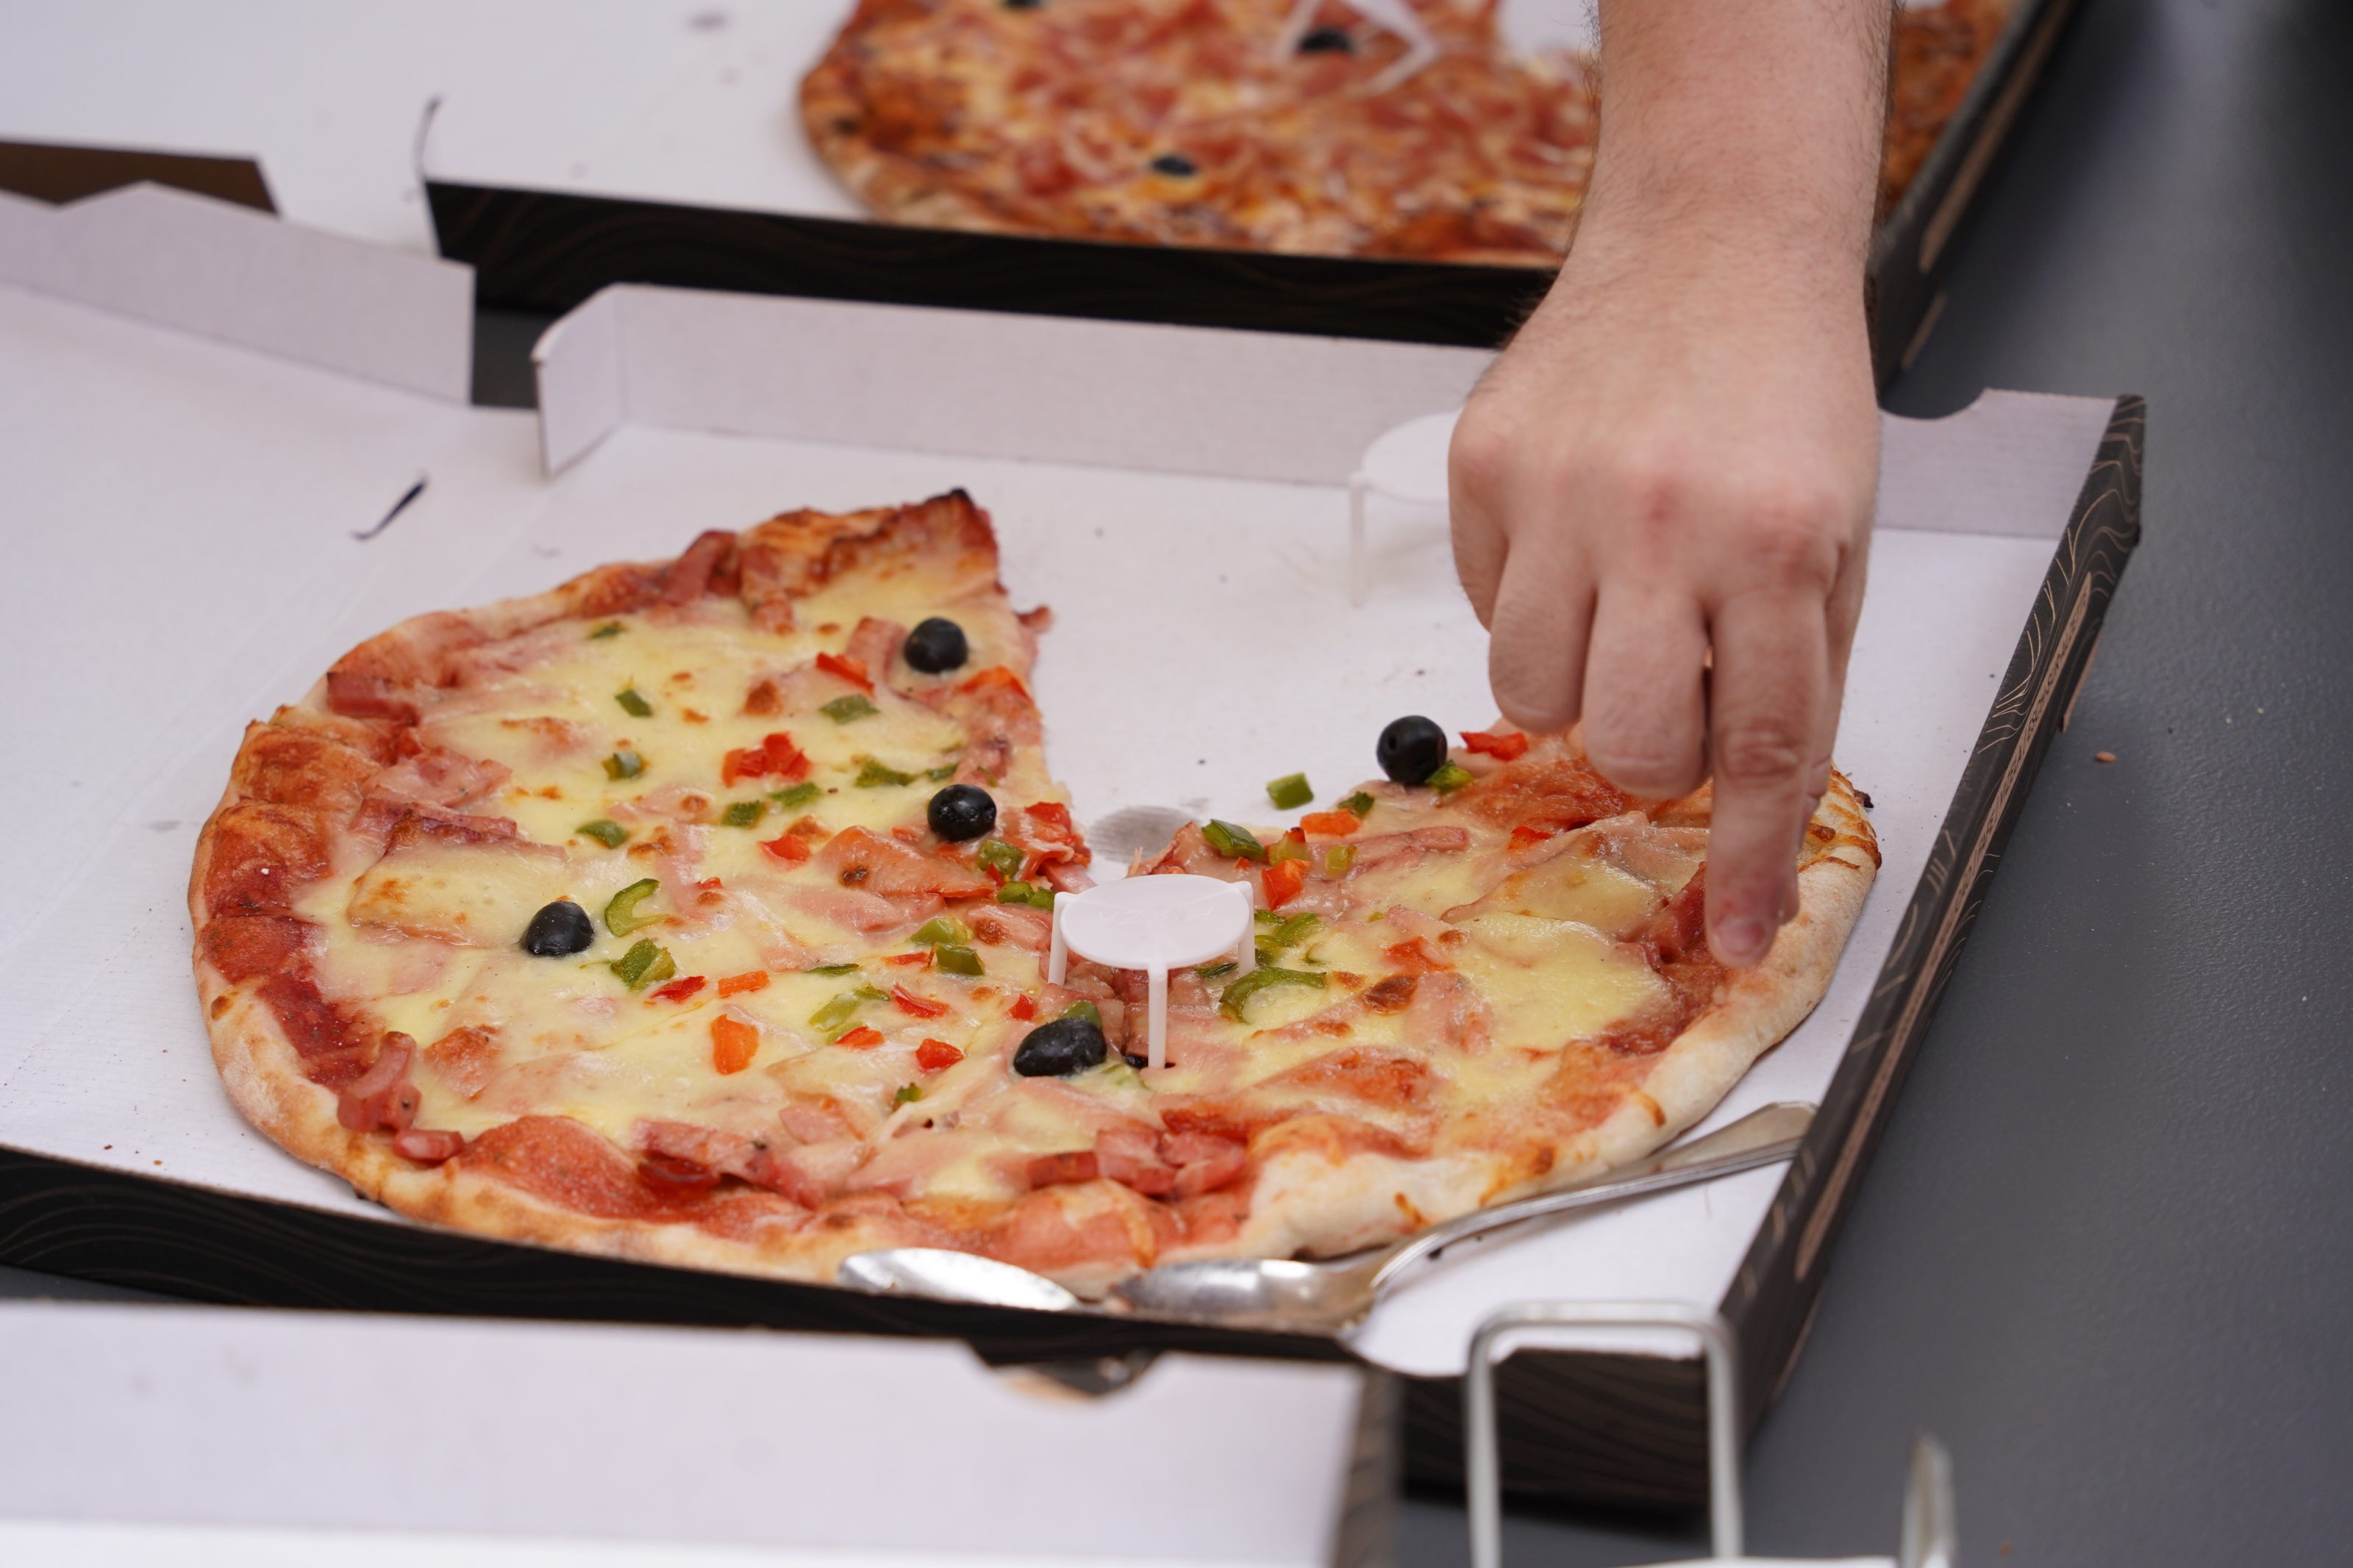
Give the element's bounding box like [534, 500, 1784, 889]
[1297, 25, 1352, 52]
[1015, 1016, 1109, 1077]
[521, 900, 595, 957]
[1124, 1050, 1150, 1070]
[1004, 0, 1043, 8]
[1149, 152, 1199, 178]
[903, 616, 969, 673]
[927, 783, 998, 842]
[1377, 715, 1449, 785]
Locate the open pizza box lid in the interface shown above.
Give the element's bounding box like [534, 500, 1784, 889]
[0, 1299, 1384, 1567]
[0, 187, 2138, 1503]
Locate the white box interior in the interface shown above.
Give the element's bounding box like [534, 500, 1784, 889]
[0, 1302, 1368, 1567]
[0, 190, 2113, 1380]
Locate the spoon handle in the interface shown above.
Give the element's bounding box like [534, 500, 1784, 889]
[1365, 1101, 1815, 1295]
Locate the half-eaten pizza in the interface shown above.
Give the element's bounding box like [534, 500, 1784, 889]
[191, 493, 1877, 1293]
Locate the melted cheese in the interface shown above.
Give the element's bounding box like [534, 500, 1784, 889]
[309, 586, 1711, 1209]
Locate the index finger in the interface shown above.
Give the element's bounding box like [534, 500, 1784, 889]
[1702, 591, 1828, 967]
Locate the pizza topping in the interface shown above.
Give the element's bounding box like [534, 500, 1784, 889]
[716, 970, 771, 998]
[338, 1032, 419, 1133]
[935, 944, 986, 976]
[1377, 715, 1448, 784]
[1202, 820, 1266, 862]
[615, 687, 654, 718]
[822, 694, 879, 723]
[1265, 772, 1313, 809]
[903, 617, 970, 673]
[1426, 762, 1474, 792]
[995, 880, 1055, 910]
[1263, 858, 1307, 909]
[926, 783, 998, 842]
[760, 831, 813, 864]
[603, 878, 663, 936]
[391, 1128, 464, 1164]
[649, 975, 707, 1003]
[722, 731, 811, 787]
[518, 900, 594, 957]
[1297, 24, 1352, 53]
[610, 939, 676, 990]
[1149, 151, 1198, 177]
[1462, 730, 1530, 762]
[838, 1026, 887, 1050]
[816, 651, 876, 692]
[604, 749, 646, 781]
[577, 818, 629, 848]
[1219, 966, 1327, 1023]
[1014, 1016, 1109, 1077]
[1299, 809, 1359, 837]
[974, 837, 1024, 882]
[915, 1038, 965, 1071]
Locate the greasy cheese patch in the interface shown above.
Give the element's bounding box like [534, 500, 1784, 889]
[1450, 914, 1669, 1050]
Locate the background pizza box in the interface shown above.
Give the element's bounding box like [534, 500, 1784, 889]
[0, 185, 2140, 1511]
[0, 1301, 1392, 1567]
[412, 0, 2086, 386]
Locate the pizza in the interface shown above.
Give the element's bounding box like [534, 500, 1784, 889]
[801, 0, 2015, 266]
[190, 492, 1878, 1295]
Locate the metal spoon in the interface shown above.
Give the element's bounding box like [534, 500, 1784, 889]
[838, 1247, 1086, 1311]
[836, 1103, 1812, 1326]
[1112, 1101, 1814, 1333]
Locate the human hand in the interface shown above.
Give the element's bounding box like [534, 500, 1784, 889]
[1448, 210, 1878, 967]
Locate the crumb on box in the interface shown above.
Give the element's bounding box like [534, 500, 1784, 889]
[2095, 750, 2117, 764]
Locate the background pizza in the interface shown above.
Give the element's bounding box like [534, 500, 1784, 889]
[802, 0, 2018, 265]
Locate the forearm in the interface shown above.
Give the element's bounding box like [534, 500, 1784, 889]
[1583, 0, 1891, 271]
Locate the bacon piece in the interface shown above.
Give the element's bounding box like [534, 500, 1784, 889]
[776, 881, 934, 934]
[969, 903, 1051, 951]
[1643, 868, 1710, 964]
[1349, 825, 1472, 873]
[1093, 1125, 1176, 1197]
[1004, 799, 1090, 882]
[818, 826, 994, 901]
[843, 617, 906, 679]
[1026, 1150, 1101, 1189]
[658, 529, 737, 604]
[392, 1128, 463, 1164]
[423, 1025, 500, 1100]
[1400, 971, 1493, 1053]
[1169, 1137, 1250, 1200]
[337, 1033, 418, 1132]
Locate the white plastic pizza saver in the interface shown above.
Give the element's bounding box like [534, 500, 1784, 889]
[1046, 874, 1255, 1072]
[1347, 407, 1459, 606]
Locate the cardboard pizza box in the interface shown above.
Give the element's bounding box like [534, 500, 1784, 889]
[0, 185, 2140, 1508]
[0, 1301, 1390, 1567]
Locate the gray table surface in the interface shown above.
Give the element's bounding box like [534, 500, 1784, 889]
[8, 0, 2346, 1561]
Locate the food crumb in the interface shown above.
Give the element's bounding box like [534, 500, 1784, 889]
[2094, 751, 2116, 764]
[1999, 1543, 2013, 1556]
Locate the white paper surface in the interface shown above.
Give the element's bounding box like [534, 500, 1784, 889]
[0, 183, 471, 399]
[0, 1302, 1363, 1566]
[0, 219, 2114, 1379]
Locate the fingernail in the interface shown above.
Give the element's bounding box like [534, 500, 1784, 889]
[1715, 915, 1770, 966]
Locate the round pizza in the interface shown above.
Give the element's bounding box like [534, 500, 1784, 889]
[801, 0, 2014, 267]
[190, 493, 1878, 1293]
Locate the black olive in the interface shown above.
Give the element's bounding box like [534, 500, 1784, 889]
[1124, 1050, 1149, 1070]
[521, 900, 595, 957]
[903, 616, 969, 673]
[927, 783, 998, 842]
[1297, 25, 1352, 52]
[1377, 715, 1449, 784]
[1149, 152, 1199, 178]
[1015, 1017, 1109, 1077]
[1003, 0, 1043, 8]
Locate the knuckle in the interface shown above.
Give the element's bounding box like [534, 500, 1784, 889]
[1713, 717, 1810, 787]
[1738, 482, 1848, 592]
[1447, 402, 1520, 496]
